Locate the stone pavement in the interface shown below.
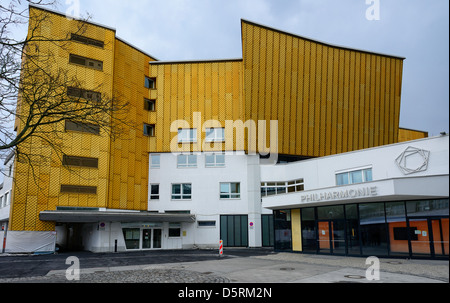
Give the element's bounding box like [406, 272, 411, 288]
[1, 251, 448, 283]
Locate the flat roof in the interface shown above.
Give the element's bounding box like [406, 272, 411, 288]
[40, 210, 196, 223]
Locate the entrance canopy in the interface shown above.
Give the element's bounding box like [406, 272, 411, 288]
[39, 210, 196, 223]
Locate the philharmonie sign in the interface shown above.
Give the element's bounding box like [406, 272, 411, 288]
[301, 186, 378, 203]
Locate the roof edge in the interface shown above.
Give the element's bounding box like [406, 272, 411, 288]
[149, 58, 243, 65]
[29, 4, 117, 32]
[241, 19, 406, 60]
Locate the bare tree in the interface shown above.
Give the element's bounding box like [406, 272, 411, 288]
[0, 0, 129, 177]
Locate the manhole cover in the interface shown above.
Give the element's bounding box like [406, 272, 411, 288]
[387, 261, 402, 265]
[280, 267, 295, 271]
[344, 275, 366, 279]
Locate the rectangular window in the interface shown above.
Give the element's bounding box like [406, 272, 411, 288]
[205, 128, 225, 142]
[65, 120, 100, 135]
[150, 184, 159, 200]
[220, 182, 240, 199]
[261, 179, 304, 197]
[62, 155, 99, 168]
[150, 154, 160, 168]
[198, 221, 216, 227]
[144, 99, 156, 111]
[69, 54, 103, 71]
[145, 77, 156, 89]
[178, 129, 197, 143]
[71, 33, 104, 48]
[60, 185, 97, 194]
[177, 154, 197, 168]
[144, 124, 155, 137]
[172, 183, 192, 200]
[67, 86, 102, 102]
[169, 223, 181, 237]
[205, 153, 225, 167]
[336, 168, 373, 186]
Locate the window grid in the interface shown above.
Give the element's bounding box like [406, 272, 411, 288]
[220, 182, 241, 199]
[205, 153, 225, 168]
[172, 183, 192, 200]
[336, 168, 373, 186]
[177, 154, 197, 168]
[261, 179, 304, 197]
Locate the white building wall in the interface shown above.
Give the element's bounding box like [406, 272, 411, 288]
[262, 135, 449, 210]
[148, 151, 271, 249]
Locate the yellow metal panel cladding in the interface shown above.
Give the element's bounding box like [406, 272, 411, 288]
[241, 20, 404, 157]
[398, 128, 428, 142]
[10, 7, 116, 231]
[148, 59, 244, 153]
[109, 38, 155, 211]
[291, 209, 302, 252]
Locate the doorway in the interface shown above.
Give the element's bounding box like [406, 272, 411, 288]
[318, 220, 346, 255]
[142, 229, 162, 249]
[408, 217, 449, 259]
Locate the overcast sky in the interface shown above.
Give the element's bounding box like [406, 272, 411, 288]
[53, 0, 448, 137]
[8, 0, 450, 137]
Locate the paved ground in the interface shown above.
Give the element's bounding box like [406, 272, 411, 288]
[0, 249, 448, 284]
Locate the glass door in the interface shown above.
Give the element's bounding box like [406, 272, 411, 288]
[153, 229, 162, 249]
[317, 220, 346, 254]
[142, 229, 152, 249]
[142, 229, 162, 249]
[408, 218, 431, 257]
[430, 218, 449, 258]
[318, 221, 331, 253]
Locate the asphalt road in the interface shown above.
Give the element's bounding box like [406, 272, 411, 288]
[0, 248, 273, 279]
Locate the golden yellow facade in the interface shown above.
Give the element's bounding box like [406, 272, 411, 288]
[241, 20, 404, 157]
[10, 7, 407, 232]
[398, 127, 428, 142]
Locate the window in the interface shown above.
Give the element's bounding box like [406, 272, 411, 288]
[261, 179, 304, 197]
[67, 86, 102, 102]
[205, 153, 225, 167]
[336, 168, 372, 186]
[150, 184, 159, 200]
[144, 124, 155, 137]
[178, 129, 197, 143]
[150, 154, 160, 168]
[65, 120, 100, 135]
[144, 99, 156, 111]
[169, 223, 181, 237]
[60, 185, 97, 194]
[71, 33, 104, 48]
[145, 77, 156, 89]
[172, 183, 192, 200]
[177, 154, 197, 168]
[69, 54, 103, 71]
[62, 155, 99, 168]
[220, 182, 240, 199]
[198, 221, 216, 227]
[205, 128, 225, 142]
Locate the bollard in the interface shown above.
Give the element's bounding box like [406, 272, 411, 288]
[219, 240, 223, 257]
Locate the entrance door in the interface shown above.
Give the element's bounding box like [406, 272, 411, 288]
[408, 217, 449, 258]
[142, 229, 162, 249]
[318, 220, 346, 254]
[430, 218, 449, 258]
